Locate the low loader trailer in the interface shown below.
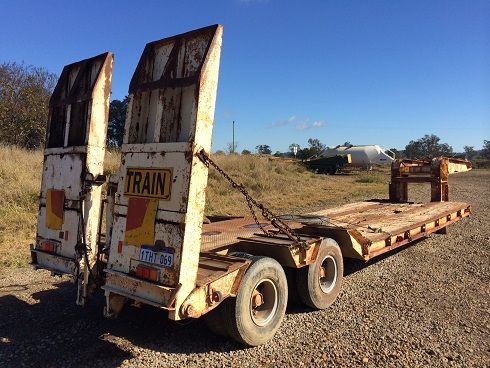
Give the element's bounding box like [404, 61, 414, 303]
[30, 25, 472, 346]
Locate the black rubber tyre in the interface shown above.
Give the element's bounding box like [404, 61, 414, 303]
[204, 252, 256, 337]
[203, 304, 229, 337]
[296, 238, 343, 309]
[224, 256, 288, 346]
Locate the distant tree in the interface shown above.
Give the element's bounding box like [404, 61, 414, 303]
[256, 144, 272, 155]
[226, 141, 238, 154]
[390, 148, 404, 159]
[297, 147, 312, 160]
[241, 149, 251, 155]
[0, 61, 57, 148]
[463, 146, 476, 160]
[273, 151, 283, 157]
[482, 140, 490, 159]
[404, 140, 423, 159]
[307, 138, 326, 157]
[343, 141, 352, 147]
[404, 134, 453, 159]
[214, 150, 225, 155]
[107, 96, 128, 147]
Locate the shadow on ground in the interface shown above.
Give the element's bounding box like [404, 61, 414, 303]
[0, 237, 431, 367]
[0, 278, 246, 368]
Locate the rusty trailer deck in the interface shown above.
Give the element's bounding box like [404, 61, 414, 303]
[201, 218, 277, 252]
[201, 200, 471, 261]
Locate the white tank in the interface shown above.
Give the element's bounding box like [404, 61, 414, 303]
[319, 145, 395, 166]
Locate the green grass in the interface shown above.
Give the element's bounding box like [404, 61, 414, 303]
[355, 173, 387, 184]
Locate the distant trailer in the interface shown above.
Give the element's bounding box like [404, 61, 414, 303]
[319, 144, 396, 168]
[303, 154, 351, 174]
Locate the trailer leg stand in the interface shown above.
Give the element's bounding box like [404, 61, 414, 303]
[76, 275, 86, 307]
[103, 292, 127, 319]
[76, 263, 93, 306]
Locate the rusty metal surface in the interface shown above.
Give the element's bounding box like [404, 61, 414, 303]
[104, 25, 223, 321]
[390, 157, 472, 202]
[365, 205, 471, 260]
[103, 269, 175, 310]
[307, 200, 470, 260]
[201, 217, 276, 251]
[225, 231, 322, 268]
[180, 253, 250, 319]
[33, 52, 113, 297]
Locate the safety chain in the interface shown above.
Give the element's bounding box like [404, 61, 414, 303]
[198, 149, 306, 247]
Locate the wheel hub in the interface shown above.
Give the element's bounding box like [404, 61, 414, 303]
[318, 255, 338, 294]
[319, 266, 326, 278]
[252, 290, 264, 308]
[249, 278, 278, 327]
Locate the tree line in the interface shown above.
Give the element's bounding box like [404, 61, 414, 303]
[1, 62, 489, 160]
[0, 62, 56, 148]
[226, 135, 490, 161]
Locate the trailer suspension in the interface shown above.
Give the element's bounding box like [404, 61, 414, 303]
[197, 150, 307, 249]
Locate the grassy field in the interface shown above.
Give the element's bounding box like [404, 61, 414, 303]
[0, 146, 390, 271]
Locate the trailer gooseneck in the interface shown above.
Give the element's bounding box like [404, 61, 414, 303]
[30, 24, 471, 346]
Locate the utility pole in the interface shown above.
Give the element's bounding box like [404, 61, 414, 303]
[232, 120, 235, 154]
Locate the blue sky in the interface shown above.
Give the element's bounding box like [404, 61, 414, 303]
[1, 0, 488, 152]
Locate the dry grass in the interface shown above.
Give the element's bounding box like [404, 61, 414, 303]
[103, 149, 122, 175]
[0, 147, 390, 271]
[205, 154, 389, 216]
[0, 146, 43, 270]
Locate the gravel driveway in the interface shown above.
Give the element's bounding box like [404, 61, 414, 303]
[0, 170, 489, 367]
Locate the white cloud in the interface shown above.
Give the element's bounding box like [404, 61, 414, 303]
[269, 115, 296, 128]
[296, 119, 325, 130]
[270, 116, 325, 130]
[296, 122, 309, 131]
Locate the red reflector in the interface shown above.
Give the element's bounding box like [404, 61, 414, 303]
[39, 241, 55, 253]
[117, 241, 123, 253]
[64, 231, 69, 241]
[135, 265, 159, 282]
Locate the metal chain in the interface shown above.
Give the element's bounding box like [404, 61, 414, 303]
[198, 149, 304, 245]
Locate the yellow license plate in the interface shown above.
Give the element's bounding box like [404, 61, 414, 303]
[124, 168, 172, 200]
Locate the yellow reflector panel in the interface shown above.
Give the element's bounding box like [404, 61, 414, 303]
[46, 189, 65, 230]
[125, 197, 158, 246]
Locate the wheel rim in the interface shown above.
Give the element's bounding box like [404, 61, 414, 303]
[319, 255, 337, 294]
[249, 278, 278, 327]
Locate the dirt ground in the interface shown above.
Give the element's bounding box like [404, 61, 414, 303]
[0, 170, 489, 367]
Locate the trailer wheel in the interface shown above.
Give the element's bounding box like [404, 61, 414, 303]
[203, 303, 229, 337]
[204, 252, 257, 337]
[296, 238, 343, 309]
[224, 256, 288, 346]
